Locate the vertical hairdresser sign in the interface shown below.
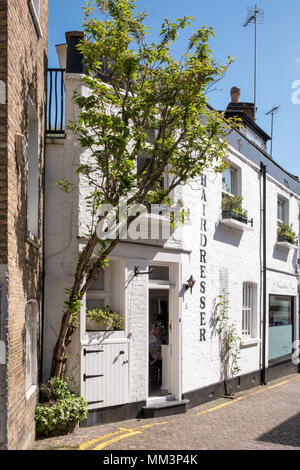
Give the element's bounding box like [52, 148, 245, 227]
[199, 174, 207, 342]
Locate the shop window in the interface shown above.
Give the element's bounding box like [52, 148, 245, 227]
[26, 301, 38, 395]
[269, 295, 293, 361]
[242, 283, 256, 338]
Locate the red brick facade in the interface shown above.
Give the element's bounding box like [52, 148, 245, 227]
[0, 0, 48, 449]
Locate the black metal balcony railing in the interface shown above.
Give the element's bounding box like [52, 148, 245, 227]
[47, 68, 65, 135]
[222, 209, 254, 227]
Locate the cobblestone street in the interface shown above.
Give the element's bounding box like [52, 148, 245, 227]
[34, 373, 300, 451]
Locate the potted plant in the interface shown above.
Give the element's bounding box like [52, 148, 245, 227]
[35, 377, 88, 437]
[222, 193, 248, 224]
[277, 222, 297, 245]
[86, 306, 125, 331]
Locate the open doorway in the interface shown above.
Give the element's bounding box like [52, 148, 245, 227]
[149, 289, 170, 397]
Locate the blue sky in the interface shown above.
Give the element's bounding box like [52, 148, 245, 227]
[49, 0, 300, 177]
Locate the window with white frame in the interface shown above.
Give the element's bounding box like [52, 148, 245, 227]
[85, 268, 110, 331]
[277, 196, 288, 223]
[222, 166, 238, 195]
[242, 283, 255, 338]
[26, 301, 38, 393]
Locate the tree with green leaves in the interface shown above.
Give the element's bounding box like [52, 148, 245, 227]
[51, 0, 237, 378]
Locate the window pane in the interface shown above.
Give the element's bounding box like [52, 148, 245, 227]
[269, 295, 293, 360]
[88, 269, 104, 290]
[230, 168, 237, 195]
[149, 266, 169, 281]
[222, 167, 237, 194]
[242, 283, 253, 337]
[222, 169, 231, 193]
[277, 199, 284, 221]
[86, 298, 105, 310]
[269, 296, 292, 326]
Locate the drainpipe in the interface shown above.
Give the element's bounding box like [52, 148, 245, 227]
[260, 162, 267, 385]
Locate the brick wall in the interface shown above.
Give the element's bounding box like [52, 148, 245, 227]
[0, 0, 8, 265]
[0, 0, 48, 450]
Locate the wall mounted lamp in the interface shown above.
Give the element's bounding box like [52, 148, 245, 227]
[185, 275, 196, 293]
[134, 266, 154, 277]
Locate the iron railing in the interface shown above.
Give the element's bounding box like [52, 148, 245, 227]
[47, 68, 65, 135]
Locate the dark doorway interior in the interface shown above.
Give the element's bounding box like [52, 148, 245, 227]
[149, 289, 169, 397]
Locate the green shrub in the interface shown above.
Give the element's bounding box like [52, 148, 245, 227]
[277, 221, 297, 243]
[86, 307, 124, 330]
[222, 193, 248, 219]
[35, 378, 88, 437]
[39, 377, 73, 403]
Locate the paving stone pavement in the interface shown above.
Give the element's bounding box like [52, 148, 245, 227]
[34, 373, 300, 450]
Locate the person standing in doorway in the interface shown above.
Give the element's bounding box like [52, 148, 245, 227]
[149, 324, 162, 384]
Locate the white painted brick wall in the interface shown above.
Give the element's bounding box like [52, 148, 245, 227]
[44, 74, 300, 403]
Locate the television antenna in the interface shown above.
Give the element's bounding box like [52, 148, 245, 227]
[243, 4, 264, 121]
[265, 105, 280, 157]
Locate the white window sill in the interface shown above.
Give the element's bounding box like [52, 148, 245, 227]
[240, 338, 260, 348]
[219, 217, 254, 232]
[26, 384, 37, 401]
[276, 240, 298, 250]
[28, 0, 43, 38]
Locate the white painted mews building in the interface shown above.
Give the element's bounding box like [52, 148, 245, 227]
[44, 33, 300, 424]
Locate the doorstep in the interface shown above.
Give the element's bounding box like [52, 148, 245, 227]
[142, 399, 189, 419]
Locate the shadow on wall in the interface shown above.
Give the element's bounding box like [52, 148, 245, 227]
[272, 246, 289, 263]
[257, 412, 300, 448]
[13, 46, 47, 369]
[213, 222, 243, 248]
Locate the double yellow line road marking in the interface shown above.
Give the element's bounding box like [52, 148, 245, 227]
[79, 375, 300, 451]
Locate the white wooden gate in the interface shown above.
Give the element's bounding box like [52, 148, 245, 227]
[82, 342, 129, 410]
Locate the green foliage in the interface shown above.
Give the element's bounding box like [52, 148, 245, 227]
[277, 221, 297, 244]
[39, 377, 73, 402]
[52, 0, 240, 377]
[222, 193, 248, 219]
[86, 307, 125, 330]
[56, 179, 75, 193]
[64, 289, 83, 325]
[216, 291, 242, 396]
[67, 0, 238, 214]
[35, 378, 88, 437]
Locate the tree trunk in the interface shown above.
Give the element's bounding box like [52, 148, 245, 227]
[51, 308, 76, 378]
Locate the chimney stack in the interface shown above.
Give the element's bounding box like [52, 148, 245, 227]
[226, 87, 255, 121]
[230, 86, 240, 103]
[65, 31, 85, 74]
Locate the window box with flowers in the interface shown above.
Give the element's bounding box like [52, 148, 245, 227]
[220, 193, 254, 231]
[277, 222, 298, 249]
